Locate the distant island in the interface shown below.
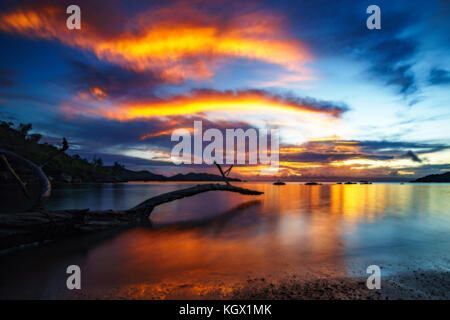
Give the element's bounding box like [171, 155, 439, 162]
[411, 171, 450, 183]
[109, 167, 241, 183]
[0, 121, 240, 184]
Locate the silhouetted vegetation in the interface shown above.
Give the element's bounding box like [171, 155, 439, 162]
[0, 121, 242, 184]
[0, 121, 111, 183]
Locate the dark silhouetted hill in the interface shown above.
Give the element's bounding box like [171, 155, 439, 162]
[0, 121, 241, 184]
[411, 172, 450, 182]
[168, 173, 241, 182]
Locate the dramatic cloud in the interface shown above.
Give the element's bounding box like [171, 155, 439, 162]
[0, 0, 448, 180]
[0, 69, 17, 88]
[0, 2, 311, 82]
[61, 89, 348, 121]
[429, 68, 450, 85]
[67, 59, 167, 100]
[366, 39, 418, 95]
[235, 137, 449, 179]
[278, 0, 423, 95]
[402, 150, 422, 163]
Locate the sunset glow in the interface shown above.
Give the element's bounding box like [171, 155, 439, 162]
[0, 6, 311, 81]
[0, 0, 448, 180]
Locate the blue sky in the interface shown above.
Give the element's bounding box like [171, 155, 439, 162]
[0, 0, 449, 180]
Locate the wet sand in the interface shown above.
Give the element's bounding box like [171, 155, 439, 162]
[60, 268, 450, 300]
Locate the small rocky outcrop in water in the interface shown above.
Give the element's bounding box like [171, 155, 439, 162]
[60, 172, 72, 183]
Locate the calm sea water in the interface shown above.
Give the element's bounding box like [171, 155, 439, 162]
[1, 182, 449, 299]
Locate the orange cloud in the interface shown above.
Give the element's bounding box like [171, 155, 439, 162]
[76, 89, 346, 121]
[280, 146, 307, 154]
[140, 127, 194, 140]
[0, 4, 311, 81]
[89, 86, 107, 101]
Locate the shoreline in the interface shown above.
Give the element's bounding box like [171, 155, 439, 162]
[54, 270, 450, 300]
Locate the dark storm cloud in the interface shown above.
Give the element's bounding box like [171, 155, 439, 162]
[280, 152, 392, 163]
[279, 139, 448, 164]
[366, 41, 418, 95]
[0, 69, 17, 88]
[402, 150, 422, 162]
[65, 150, 170, 168]
[357, 140, 449, 155]
[273, 0, 427, 95]
[271, 92, 350, 116]
[67, 59, 169, 100]
[43, 113, 259, 153]
[0, 0, 128, 38]
[429, 68, 450, 85]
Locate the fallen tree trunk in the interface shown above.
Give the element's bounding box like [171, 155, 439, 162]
[128, 183, 263, 214]
[0, 183, 263, 251]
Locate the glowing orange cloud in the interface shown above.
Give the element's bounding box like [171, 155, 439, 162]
[71, 90, 346, 121]
[89, 87, 107, 101]
[0, 5, 312, 81]
[140, 128, 194, 140]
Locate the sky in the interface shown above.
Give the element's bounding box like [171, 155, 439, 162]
[0, 0, 449, 181]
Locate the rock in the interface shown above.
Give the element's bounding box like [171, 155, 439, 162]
[72, 177, 82, 183]
[60, 172, 72, 183]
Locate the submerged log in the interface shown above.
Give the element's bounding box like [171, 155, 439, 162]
[0, 146, 262, 251]
[0, 183, 263, 251]
[128, 183, 263, 214]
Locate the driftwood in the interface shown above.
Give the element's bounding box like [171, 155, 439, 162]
[0, 157, 262, 251]
[129, 183, 263, 214]
[0, 154, 31, 199]
[0, 184, 263, 251]
[0, 138, 67, 211]
[0, 148, 51, 210]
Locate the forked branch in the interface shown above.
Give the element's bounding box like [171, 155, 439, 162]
[40, 138, 69, 168]
[214, 161, 234, 185]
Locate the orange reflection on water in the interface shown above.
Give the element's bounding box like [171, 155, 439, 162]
[2, 183, 450, 299]
[78, 184, 353, 298]
[57, 183, 450, 299]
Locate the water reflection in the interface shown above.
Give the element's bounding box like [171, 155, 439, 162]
[0, 182, 449, 299]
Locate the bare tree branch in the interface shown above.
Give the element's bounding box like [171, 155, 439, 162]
[0, 149, 51, 211]
[40, 138, 69, 168]
[223, 165, 233, 176]
[214, 161, 230, 185]
[0, 154, 31, 199]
